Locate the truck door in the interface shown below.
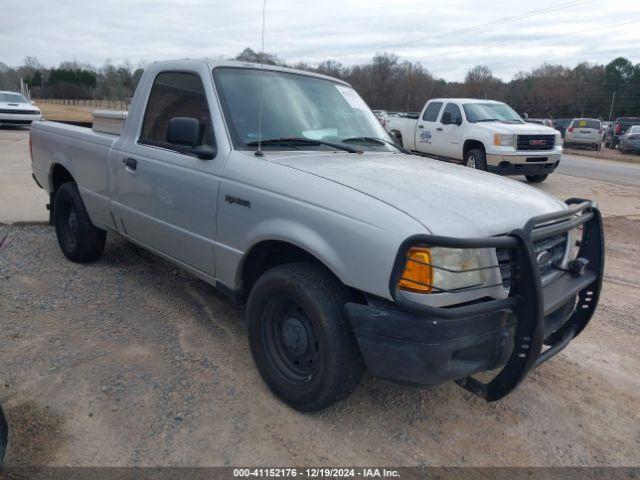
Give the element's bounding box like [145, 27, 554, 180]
[110, 70, 222, 277]
[414, 101, 443, 155]
[438, 103, 465, 159]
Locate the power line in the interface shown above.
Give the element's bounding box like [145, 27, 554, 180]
[399, 18, 640, 66]
[325, 0, 595, 59]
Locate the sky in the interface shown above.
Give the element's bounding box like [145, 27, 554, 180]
[1, 0, 639, 81]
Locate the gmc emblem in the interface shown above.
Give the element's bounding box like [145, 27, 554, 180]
[530, 139, 546, 146]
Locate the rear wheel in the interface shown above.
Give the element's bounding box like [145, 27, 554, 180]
[54, 182, 106, 262]
[247, 262, 364, 411]
[525, 174, 548, 183]
[465, 148, 488, 171]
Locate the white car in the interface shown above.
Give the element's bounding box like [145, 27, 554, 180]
[385, 98, 562, 183]
[0, 91, 42, 127]
[563, 118, 602, 151]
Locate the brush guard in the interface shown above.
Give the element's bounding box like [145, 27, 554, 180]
[389, 198, 604, 401]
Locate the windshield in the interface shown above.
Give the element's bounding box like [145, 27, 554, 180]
[462, 102, 524, 124]
[212, 67, 395, 152]
[0, 92, 29, 103]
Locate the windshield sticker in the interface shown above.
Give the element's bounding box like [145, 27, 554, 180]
[302, 129, 338, 140]
[335, 85, 369, 110]
[418, 130, 432, 143]
[579, 120, 587, 127]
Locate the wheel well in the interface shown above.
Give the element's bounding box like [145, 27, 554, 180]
[51, 164, 75, 192]
[463, 140, 485, 159]
[239, 240, 365, 303]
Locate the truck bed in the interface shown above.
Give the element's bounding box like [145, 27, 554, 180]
[30, 120, 119, 230]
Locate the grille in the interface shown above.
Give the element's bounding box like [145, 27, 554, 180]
[497, 233, 568, 288]
[516, 134, 555, 151]
[0, 108, 40, 115]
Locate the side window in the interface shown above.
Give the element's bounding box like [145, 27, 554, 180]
[140, 72, 215, 151]
[442, 103, 462, 124]
[422, 101, 443, 122]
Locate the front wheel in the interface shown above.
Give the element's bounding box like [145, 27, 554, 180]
[54, 182, 106, 262]
[525, 174, 548, 183]
[247, 262, 364, 411]
[465, 148, 488, 171]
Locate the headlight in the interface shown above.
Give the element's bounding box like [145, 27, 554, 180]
[555, 133, 562, 145]
[493, 133, 514, 147]
[398, 247, 484, 294]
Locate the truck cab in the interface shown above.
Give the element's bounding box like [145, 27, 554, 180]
[386, 98, 563, 183]
[30, 61, 603, 412]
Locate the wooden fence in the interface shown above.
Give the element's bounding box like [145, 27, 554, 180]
[36, 98, 130, 110]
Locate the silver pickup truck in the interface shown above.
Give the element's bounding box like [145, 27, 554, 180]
[30, 59, 604, 411]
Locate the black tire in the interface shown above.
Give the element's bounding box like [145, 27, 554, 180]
[247, 262, 364, 411]
[525, 174, 548, 183]
[465, 148, 488, 171]
[53, 182, 106, 262]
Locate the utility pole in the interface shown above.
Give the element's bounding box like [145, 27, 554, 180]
[608, 90, 616, 122]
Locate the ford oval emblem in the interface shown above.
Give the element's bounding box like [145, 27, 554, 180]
[536, 250, 552, 266]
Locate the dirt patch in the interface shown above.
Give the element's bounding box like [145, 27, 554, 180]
[33, 101, 126, 123]
[565, 146, 640, 164]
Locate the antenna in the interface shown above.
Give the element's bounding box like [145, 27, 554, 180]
[255, 0, 267, 157]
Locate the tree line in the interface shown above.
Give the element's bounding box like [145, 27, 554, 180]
[1, 50, 639, 120]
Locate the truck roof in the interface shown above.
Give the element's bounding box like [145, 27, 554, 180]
[148, 59, 351, 87]
[427, 98, 504, 104]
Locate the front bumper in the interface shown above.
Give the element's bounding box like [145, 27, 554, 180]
[0, 113, 41, 125]
[486, 153, 560, 176]
[346, 199, 604, 401]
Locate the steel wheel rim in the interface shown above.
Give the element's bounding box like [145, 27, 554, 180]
[60, 198, 79, 251]
[261, 296, 319, 385]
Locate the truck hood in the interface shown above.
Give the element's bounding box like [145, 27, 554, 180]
[478, 121, 559, 135]
[268, 152, 566, 237]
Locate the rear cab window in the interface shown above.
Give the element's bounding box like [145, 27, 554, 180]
[139, 71, 215, 153]
[422, 102, 443, 122]
[571, 119, 601, 129]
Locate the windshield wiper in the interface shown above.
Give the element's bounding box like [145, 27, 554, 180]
[342, 136, 411, 154]
[476, 118, 500, 122]
[246, 137, 360, 153]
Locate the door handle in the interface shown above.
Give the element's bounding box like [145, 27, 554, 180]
[436, 127, 443, 131]
[417, 125, 424, 129]
[124, 158, 137, 170]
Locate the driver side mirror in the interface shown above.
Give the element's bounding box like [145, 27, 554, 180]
[166, 117, 216, 160]
[441, 112, 452, 125]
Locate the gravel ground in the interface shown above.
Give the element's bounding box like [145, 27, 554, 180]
[0, 215, 639, 467]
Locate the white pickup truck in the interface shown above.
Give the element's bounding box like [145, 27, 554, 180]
[386, 98, 562, 183]
[30, 60, 603, 411]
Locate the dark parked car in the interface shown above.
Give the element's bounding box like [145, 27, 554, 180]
[606, 117, 640, 149]
[552, 118, 572, 137]
[619, 125, 640, 153]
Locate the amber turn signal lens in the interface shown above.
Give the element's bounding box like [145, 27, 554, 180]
[398, 247, 433, 293]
